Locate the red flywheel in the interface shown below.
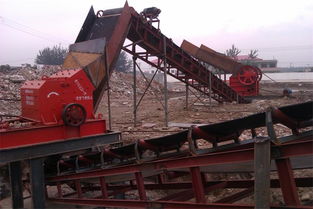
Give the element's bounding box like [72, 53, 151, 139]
[237, 65, 261, 86]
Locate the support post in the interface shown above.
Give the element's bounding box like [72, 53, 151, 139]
[30, 158, 46, 209]
[163, 37, 168, 127]
[209, 72, 212, 107]
[135, 172, 147, 200]
[105, 48, 112, 130]
[99, 177, 108, 199]
[57, 182, 62, 198]
[185, 83, 189, 110]
[75, 179, 82, 198]
[107, 82, 112, 130]
[254, 137, 271, 209]
[266, 107, 278, 143]
[275, 158, 300, 206]
[9, 161, 24, 209]
[189, 167, 206, 203]
[132, 45, 137, 127]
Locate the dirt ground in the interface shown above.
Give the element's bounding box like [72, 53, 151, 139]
[96, 79, 313, 143]
[1, 68, 313, 208]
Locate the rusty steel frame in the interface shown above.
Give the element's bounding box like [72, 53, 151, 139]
[2, 2, 312, 208]
[126, 13, 246, 103]
[46, 136, 313, 182]
[128, 44, 167, 127]
[3, 101, 310, 209]
[46, 135, 313, 208]
[43, 101, 312, 208]
[42, 101, 312, 209]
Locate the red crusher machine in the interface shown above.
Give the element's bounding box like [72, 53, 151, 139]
[181, 40, 262, 97]
[0, 69, 106, 149]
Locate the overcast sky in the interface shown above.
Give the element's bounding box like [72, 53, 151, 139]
[0, 0, 312, 67]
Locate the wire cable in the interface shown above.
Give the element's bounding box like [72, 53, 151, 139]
[0, 16, 70, 44]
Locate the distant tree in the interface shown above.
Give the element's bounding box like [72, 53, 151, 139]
[248, 49, 258, 59]
[225, 44, 241, 59]
[0, 64, 11, 72]
[35, 45, 68, 65]
[115, 51, 132, 72]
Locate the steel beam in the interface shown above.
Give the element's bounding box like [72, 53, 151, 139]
[254, 137, 271, 209]
[0, 132, 120, 164]
[30, 158, 46, 209]
[48, 197, 313, 209]
[215, 187, 253, 203]
[57, 182, 63, 198]
[190, 166, 206, 203]
[135, 172, 147, 200]
[75, 179, 83, 198]
[127, 15, 244, 103]
[74, 177, 312, 191]
[9, 161, 24, 209]
[105, 48, 112, 130]
[185, 83, 189, 109]
[275, 158, 300, 206]
[47, 137, 313, 182]
[163, 36, 169, 127]
[99, 177, 108, 198]
[132, 44, 137, 127]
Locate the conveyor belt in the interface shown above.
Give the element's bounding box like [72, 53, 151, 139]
[63, 3, 246, 111]
[46, 101, 313, 176]
[45, 102, 313, 209]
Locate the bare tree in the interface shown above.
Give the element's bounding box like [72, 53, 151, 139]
[248, 49, 258, 59]
[225, 44, 241, 59]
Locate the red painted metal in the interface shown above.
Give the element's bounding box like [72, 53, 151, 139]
[237, 66, 259, 86]
[159, 189, 193, 201]
[70, 177, 312, 192]
[165, 182, 227, 202]
[138, 139, 159, 151]
[56, 182, 62, 198]
[78, 155, 93, 165]
[192, 126, 217, 144]
[46, 134, 312, 209]
[103, 148, 123, 159]
[0, 119, 106, 149]
[47, 137, 313, 182]
[272, 108, 299, 132]
[135, 172, 147, 200]
[74, 180, 82, 198]
[275, 158, 301, 206]
[215, 187, 253, 203]
[47, 149, 253, 182]
[99, 177, 108, 199]
[229, 65, 261, 97]
[47, 198, 313, 209]
[181, 41, 261, 97]
[0, 69, 107, 149]
[124, 9, 246, 103]
[0, 3, 312, 209]
[190, 166, 206, 203]
[21, 69, 94, 124]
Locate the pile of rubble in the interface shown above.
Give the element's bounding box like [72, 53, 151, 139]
[0, 66, 164, 118]
[109, 71, 164, 99]
[0, 65, 61, 117]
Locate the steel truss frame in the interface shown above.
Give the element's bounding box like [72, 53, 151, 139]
[45, 102, 313, 209]
[124, 11, 245, 104]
